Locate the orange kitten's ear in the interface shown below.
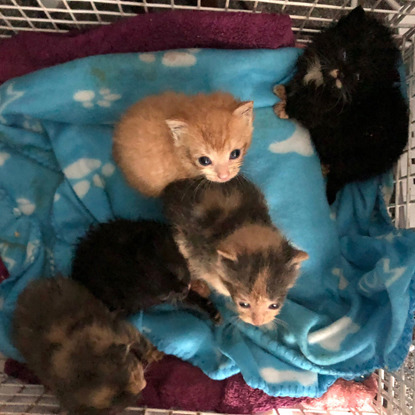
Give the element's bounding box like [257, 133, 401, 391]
[166, 119, 188, 144]
[291, 249, 309, 269]
[233, 101, 254, 124]
[217, 249, 238, 262]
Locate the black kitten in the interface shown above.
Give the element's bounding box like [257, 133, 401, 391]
[313, 83, 409, 202]
[71, 219, 219, 321]
[274, 6, 408, 203]
[12, 277, 161, 415]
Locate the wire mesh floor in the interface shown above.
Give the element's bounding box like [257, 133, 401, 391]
[0, 357, 380, 415]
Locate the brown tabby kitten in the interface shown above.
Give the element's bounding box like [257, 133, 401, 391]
[113, 91, 254, 197]
[162, 176, 308, 326]
[12, 277, 162, 415]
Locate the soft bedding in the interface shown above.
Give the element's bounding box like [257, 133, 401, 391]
[0, 48, 414, 397]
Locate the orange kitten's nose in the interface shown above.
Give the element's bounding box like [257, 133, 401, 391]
[216, 166, 230, 181]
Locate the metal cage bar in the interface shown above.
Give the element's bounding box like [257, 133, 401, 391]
[0, 1, 414, 414]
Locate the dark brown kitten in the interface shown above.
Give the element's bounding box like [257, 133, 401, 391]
[162, 176, 308, 326]
[12, 277, 161, 415]
[71, 219, 220, 322]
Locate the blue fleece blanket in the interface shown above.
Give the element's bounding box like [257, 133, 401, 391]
[0, 48, 414, 398]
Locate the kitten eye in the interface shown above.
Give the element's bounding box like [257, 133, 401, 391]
[238, 302, 250, 308]
[198, 156, 212, 166]
[268, 303, 280, 310]
[230, 149, 241, 160]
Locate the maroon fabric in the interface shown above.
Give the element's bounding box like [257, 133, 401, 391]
[6, 355, 305, 413]
[4, 359, 40, 384]
[0, 257, 8, 284]
[5, 356, 377, 412]
[139, 355, 305, 412]
[220, 373, 302, 413]
[0, 10, 294, 85]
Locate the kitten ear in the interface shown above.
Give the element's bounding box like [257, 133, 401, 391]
[340, 5, 365, 25]
[166, 119, 188, 144]
[290, 249, 309, 269]
[233, 101, 254, 124]
[217, 248, 238, 262]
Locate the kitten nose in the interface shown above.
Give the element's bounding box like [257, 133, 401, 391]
[251, 314, 263, 326]
[216, 165, 230, 180]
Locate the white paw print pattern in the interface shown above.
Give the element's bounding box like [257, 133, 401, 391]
[138, 49, 200, 68]
[60, 158, 116, 200]
[73, 88, 121, 109]
[0, 242, 16, 271]
[0, 152, 10, 166]
[23, 116, 43, 133]
[11, 198, 36, 218]
[0, 82, 25, 124]
[16, 198, 36, 216]
[139, 53, 156, 63]
[260, 367, 317, 386]
[25, 240, 40, 265]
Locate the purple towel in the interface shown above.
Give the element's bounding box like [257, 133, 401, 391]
[0, 257, 8, 284]
[5, 355, 304, 413]
[0, 10, 294, 85]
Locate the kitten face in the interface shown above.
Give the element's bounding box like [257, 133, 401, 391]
[166, 101, 254, 182]
[232, 273, 285, 327]
[216, 225, 308, 326]
[301, 49, 362, 109]
[71, 331, 147, 410]
[219, 252, 307, 326]
[301, 6, 398, 105]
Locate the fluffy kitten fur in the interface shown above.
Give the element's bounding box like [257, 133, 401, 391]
[12, 277, 161, 415]
[274, 6, 408, 203]
[162, 176, 308, 327]
[113, 91, 254, 197]
[71, 219, 219, 321]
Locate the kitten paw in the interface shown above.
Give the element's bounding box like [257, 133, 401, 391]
[190, 279, 211, 298]
[273, 84, 287, 100]
[146, 347, 164, 363]
[321, 164, 331, 177]
[128, 365, 147, 396]
[212, 310, 223, 325]
[273, 102, 289, 119]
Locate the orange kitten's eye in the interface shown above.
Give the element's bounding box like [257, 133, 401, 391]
[230, 149, 241, 160]
[198, 156, 212, 166]
[238, 302, 250, 308]
[268, 303, 280, 310]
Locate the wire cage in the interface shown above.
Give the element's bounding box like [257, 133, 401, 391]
[0, 0, 414, 414]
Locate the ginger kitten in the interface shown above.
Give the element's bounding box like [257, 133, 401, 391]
[162, 176, 308, 327]
[12, 277, 161, 415]
[113, 91, 254, 197]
